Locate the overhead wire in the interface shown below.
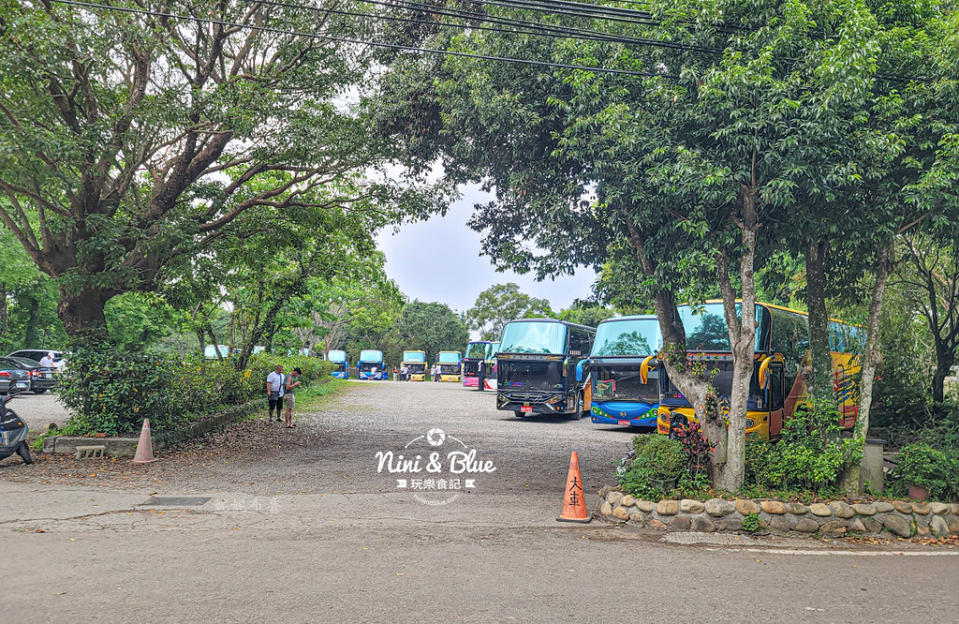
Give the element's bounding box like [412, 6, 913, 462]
[48, 0, 676, 77]
[243, 0, 722, 53]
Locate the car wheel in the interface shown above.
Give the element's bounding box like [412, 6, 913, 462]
[17, 442, 33, 464]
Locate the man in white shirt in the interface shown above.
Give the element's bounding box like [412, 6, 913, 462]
[40, 352, 55, 368]
[265, 365, 285, 422]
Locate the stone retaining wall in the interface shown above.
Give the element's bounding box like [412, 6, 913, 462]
[596, 486, 959, 538]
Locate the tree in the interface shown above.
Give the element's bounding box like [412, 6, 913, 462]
[898, 233, 959, 403]
[391, 301, 469, 364]
[379, 0, 892, 489]
[465, 283, 553, 340]
[0, 1, 443, 339]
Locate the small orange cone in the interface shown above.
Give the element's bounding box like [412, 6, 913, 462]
[131, 418, 157, 464]
[557, 451, 591, 523]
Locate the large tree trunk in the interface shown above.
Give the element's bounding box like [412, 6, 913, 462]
[931, 348, 953, 404]
[625, 218, 726, 483]
[715, 190, 760, 493]
[855, 240, 896, 441]
[805, 240, 834, 402]
[57, 286, 114, 341]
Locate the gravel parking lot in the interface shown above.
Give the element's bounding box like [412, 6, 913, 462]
[5, 390, 71, 434]
[0, 379, 637, 496]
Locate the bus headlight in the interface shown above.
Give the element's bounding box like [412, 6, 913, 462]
[746, 418, 755, 429]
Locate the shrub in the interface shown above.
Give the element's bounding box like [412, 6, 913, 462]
[890, 442, 958, 501]
[618, 435, 686, 498]
[58, 342, 336, 437]
[744, 400, 862, 494]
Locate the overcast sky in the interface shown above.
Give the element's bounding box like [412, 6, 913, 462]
[376, 184, 597, 315]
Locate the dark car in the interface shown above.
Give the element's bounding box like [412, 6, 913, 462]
[1, 356, 57, 393]
[0, 360, 31, 395]
[7, 349, 66, 371]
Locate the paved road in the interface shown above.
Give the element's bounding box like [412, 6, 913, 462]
[1, 381, 957, 623]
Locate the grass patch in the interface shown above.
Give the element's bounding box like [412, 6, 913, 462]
[295, 377, 352, 412]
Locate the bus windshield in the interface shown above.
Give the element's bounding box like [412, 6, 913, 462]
[592, 317, 660, 356]
[500, 321, 567, 354]
[360, 350, 383, 362]
[678, 303, 763, 352]
[438, 352, 460, 364]
[486, 342, 500, 358]
[466, 342, 487, 359]
[328, 350, 347, 363]
[402, 351, 426, 362]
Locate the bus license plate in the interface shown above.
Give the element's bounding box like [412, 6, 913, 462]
[521, 406, 533, 413]
[618, 419, 630, 426]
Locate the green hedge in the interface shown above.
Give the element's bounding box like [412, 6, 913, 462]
[58, 343, 336, 437]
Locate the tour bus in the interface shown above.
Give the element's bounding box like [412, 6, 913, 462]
[656, 301, 862, 439]
[401, 350, 427, 381]
[358, 349, 387, 380]
[589, 315, 662, 428]
[478, 341, 501, 391]
[495, 319, 596, 419]
[327, 349, 349, 379]
[463, 341, 492, 388]
[434, 351, 463, 382]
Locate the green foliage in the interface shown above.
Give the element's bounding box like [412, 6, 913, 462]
[104, 292, 175, 353]
[388, 300, 469, 365]
[745, 401, 862, 493]
[465, 283, 554, 341]
[57, 342, 335, 437]
[618, 435, 687, 498]
[889, 442, 959, 501]
[740, 513, 762, 533]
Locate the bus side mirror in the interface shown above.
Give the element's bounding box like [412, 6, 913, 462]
[576, 360, 586, 383]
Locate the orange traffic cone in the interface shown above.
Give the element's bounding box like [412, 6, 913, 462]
[131, 418, 157, 464]
[557, 451, 591, 523]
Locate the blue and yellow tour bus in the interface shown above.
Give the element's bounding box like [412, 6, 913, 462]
[434, 351, 463, 382]
[358, 349, 387, 380]
[401, 350, 427, 381]
[327, 349, 349, 379]
[495, 319, 595, 419]
[589, 315, 662, 428]
[656, 301, 862, 439]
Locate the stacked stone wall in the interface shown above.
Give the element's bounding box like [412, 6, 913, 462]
[596, 486, 959, 538]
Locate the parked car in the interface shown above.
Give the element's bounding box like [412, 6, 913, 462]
[0, 361, 31, 395]
[0, 357, 57, 393]
[6, 349, 66, 371]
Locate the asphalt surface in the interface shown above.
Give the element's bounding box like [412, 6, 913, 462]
[2, 380, 957, 623]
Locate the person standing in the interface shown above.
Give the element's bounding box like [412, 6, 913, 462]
[284, 368, 301, 428]
[266, 365, 285, 422]
[40, 352, 55, 368]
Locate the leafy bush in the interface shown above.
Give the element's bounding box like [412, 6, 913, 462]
[744, 400, 862, 494]
[618, 435, 686, 498]
[889, 442, 958, 501]
[58, 342, 336, 437]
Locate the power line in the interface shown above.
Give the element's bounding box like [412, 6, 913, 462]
[243, 0, 721, 53]
[49, 0, 673, 78]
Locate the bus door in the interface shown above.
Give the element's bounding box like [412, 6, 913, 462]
[766, 359, 786, 438]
